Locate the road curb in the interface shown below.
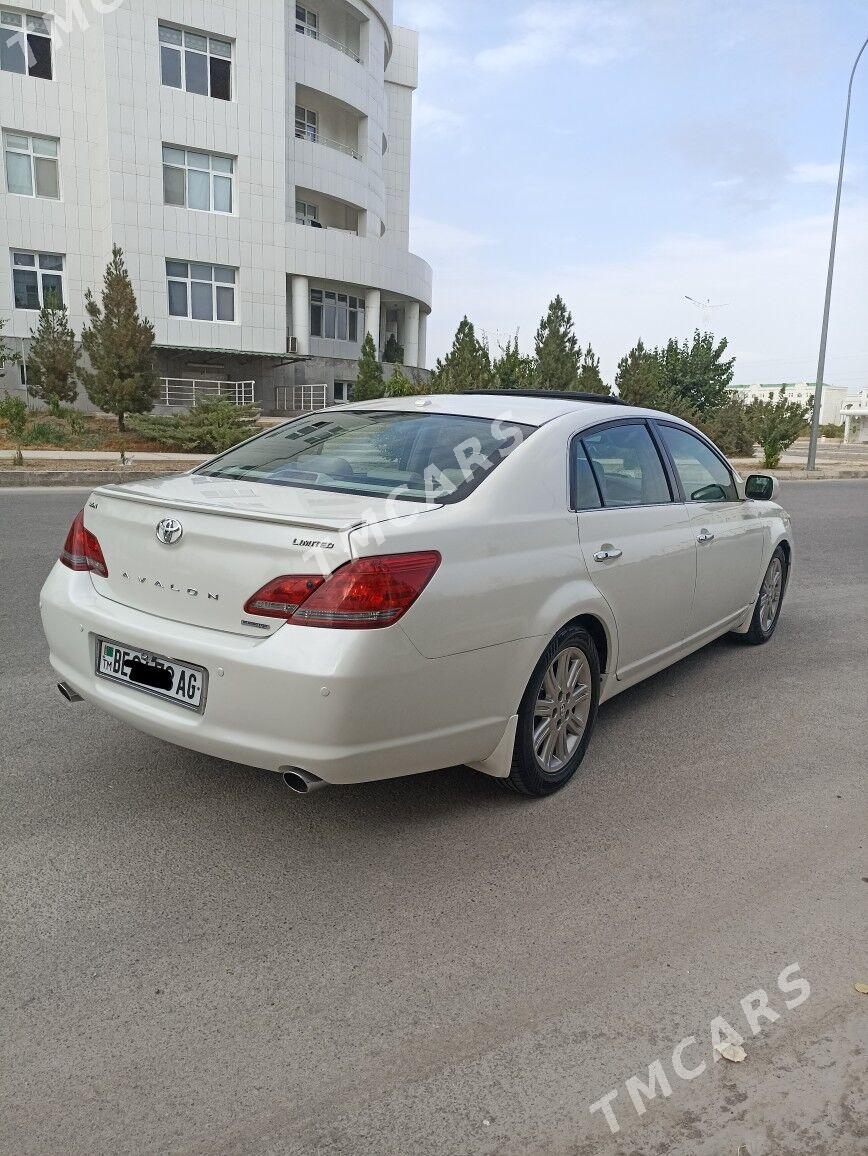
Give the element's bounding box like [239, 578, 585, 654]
[0, 470, 174, 488]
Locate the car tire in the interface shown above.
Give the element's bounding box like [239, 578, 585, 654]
[733, 545, 789, 646]
[505, 626, 601, 797]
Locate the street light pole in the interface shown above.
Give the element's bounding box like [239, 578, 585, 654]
[807, 34, 868, 470]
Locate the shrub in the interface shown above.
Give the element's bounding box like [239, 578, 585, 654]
[23, 420, 70, 446]
[383, 368, 419, 397]
[383, 334, 404, 364]
[128, 398, 260, 453]
[746, 389, 810, 469]
[820, 422, 844, 439]
[0, 393, 29, 464]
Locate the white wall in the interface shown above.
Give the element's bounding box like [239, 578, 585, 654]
[0, 0, 431, 374]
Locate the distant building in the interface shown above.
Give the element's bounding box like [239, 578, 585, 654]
[841, 390, 868, 444]
[0, 1, 432, 415]
[729, 383, 849, 427]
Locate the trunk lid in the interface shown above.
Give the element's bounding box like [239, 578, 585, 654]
[84, 473, 437, 637]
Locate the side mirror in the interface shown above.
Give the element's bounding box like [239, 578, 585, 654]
[691, 483, 727, 502]
[745, 474, 779, 501]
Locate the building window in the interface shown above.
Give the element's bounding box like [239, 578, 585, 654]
[0, 9, 52, 79]
[310, 289, 364, 342]
[159, 24, 232, 101]
[3, 129, 59, 198]
[296, 5, 318, 37]
[295, 105, 318, 142]
[295, 199, 320, 227]
[11, 249, 63, 309]
[333, 381, 354, 404]
[163, 146, 233, 213]
[166, 260, 236, 322]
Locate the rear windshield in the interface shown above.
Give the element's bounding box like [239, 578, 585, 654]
[196, 410, 534, 503]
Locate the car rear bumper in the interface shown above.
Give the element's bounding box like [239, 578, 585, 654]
[39, 564, 538, 784]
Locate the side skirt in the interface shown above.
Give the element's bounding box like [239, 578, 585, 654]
[600, 608, 750, 703]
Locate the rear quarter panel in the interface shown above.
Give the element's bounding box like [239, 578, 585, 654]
[352, 420, 617, 664]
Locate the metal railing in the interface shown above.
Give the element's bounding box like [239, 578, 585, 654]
[296, 24, 361, 63]
[294, 127, 361, 160]
[275, 384, 328, 412]
[158, 379, 255, 407]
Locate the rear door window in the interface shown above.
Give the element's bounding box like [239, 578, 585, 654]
[581, 423, 672, 507]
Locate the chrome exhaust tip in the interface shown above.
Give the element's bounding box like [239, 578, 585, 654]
[282, 768, 327, 795]
[57, 681, 83, 703]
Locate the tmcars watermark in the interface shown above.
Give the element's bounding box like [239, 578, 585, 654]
[297, 412, 529, 576]
[588, 962, 811, 1136]
[2, 0, 126, 63]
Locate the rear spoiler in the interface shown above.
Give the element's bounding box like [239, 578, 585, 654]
[92, 484, 369, 534]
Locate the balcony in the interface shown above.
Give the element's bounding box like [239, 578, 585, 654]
[294, 126, 361, 161]
[296, 24, 361, 64]
[295, 0, 363, 64]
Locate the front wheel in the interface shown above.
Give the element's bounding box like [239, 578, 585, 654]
[735, 546, 788, 646]
[506, 627, 600, 797]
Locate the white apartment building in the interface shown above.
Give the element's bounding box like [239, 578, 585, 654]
[730, 382, 849, 427]
[0, 0, 432, 413]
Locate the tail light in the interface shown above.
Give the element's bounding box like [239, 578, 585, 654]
[60, 510, 109, 577]
[244, 551, 441, 629]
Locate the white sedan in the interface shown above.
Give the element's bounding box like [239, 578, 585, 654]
[40, 392, 792, 797]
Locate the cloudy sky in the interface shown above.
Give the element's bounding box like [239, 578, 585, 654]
[395, 0, 867, 390]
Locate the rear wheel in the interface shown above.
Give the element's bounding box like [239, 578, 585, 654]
[506, 627, 600, 797]
[734, 546, 788, 645]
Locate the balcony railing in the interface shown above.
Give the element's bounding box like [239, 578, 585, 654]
[296, 24, 361, 63]
[158, 379, 255, 407]
[294, 127, 361, 161]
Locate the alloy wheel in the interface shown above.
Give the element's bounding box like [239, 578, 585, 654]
[759, 555, 784, 633]
[532, 647, 592, 773]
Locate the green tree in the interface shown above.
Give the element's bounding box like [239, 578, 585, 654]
[615, 339, 664, 407]
[128, 398, 260, 453]
[660, 331, 735, 417]
[0, 392, 29, 465]
[534, 296, 579, 391]
[26, 295, 80, 408]
[428, 316, 494, 392]
[492, 334, 534, 390]
[746, 388, 810, 468]
[615, 331, 733, 420]
[700, 397, 755, 457]
[354, 332, 386, 400]
[576, 343, 609, 395]
[80, 245, 158, 431]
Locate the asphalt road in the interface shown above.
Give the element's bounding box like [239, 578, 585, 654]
[2, 483, 866, 1156]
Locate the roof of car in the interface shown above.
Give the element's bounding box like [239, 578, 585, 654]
[341, 391, 637, 428]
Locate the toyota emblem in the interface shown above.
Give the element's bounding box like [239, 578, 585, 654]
[156, 518, 183, 546]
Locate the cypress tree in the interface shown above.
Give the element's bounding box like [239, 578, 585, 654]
[80, 246, 158, 431]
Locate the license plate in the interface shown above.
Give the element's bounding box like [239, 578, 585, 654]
[96, 638, 207, 712]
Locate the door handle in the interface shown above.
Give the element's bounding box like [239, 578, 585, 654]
[697, 530, 715, 543]
[593, 548, 623, 561]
